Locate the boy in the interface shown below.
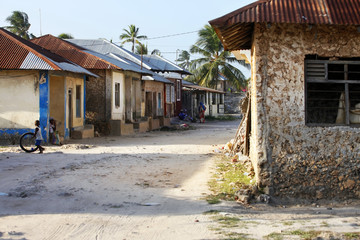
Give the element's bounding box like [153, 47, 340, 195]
[34, 120, 45, 153]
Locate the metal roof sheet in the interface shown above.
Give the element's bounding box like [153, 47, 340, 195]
[68, 39, 191, 75]
[0, 28, 97, 77]
[210, 0, 360, 50]
[182, 83, 225, 93]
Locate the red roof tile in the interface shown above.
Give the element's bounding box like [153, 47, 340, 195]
[210, 0, 360, 50]
[31, 35, 119, 70]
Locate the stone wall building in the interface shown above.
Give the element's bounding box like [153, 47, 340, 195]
[210, 0, 360, 200]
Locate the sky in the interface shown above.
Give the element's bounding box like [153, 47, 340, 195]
[0, 0, 256, 75]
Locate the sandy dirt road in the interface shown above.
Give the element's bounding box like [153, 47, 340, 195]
[0, 120, 239, 240]
[1, 120, 360, 240]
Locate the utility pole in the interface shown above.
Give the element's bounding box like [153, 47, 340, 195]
[39, 9, 42, 36]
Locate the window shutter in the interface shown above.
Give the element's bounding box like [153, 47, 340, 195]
[306, 60, 326, 81]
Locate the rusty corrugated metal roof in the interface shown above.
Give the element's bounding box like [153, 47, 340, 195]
[0, 28, 97, 77]
[31, 35, 119, 70]
[210, 0, 360, 50]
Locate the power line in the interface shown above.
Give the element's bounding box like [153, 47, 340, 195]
[147, 30, 198, 40]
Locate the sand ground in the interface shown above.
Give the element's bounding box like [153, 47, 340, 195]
[0, 120, 359, 240]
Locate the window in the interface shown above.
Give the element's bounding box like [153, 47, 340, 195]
[115, 82, 120, 108]
[305, 57, 360, 126]
[75, 85, 81, 118]
[171, 86, 175, 103]
[166, 85, 171, 103]
[158, 92, 162, 109]
[212, 93, 216, 104]
[176, 80, 181, 101]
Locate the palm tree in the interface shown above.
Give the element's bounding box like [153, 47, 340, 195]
[58, 33, 74, 39]
[176, 50, 191, 70]
[5, 11, 32, 40]
[135, 43, 148, 55]
[151, 49, 161, 56]
[188, 25, 249, 90]
[120, 24, 147, 53]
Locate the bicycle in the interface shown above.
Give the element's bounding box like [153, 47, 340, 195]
[19, 132, 38, 153]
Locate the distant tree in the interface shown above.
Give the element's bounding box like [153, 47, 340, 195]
[58, 33, 74, 39]
[176, 50, 191, 70]
[120, 24, 147, 53]
[5, 11, 33, 39]
[151, 49, 161, 56]
[135, 43, 148, 55]
[188, 25, 249, 90]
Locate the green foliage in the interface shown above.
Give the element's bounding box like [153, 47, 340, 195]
[135, 43, 148, 55]
[120, 24, 147, 53]
[5, 11, 33, 39]
[344, 232, 360, 239]
[187, 25, 250, 91]
[58, 33, 74, 39]
[176, 50, 191, 70]
[207, 156, 255, 202]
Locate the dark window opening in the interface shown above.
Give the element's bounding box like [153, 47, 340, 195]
[115, 83, 120, 108]
[305, 57, 360, 126]
[76, 85, 81, 118]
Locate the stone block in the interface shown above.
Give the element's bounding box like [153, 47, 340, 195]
[71, 124, 94, 139]
[110, 120, 134, 136]
[133, 121, 149, 133]
[148, 118, 160, 131]
[159, 117, 171, 127]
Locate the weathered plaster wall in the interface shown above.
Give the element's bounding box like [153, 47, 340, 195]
[251, 23, 360, 200]
[0, 71, 39, 129]
[224, 92, 246, 114]
[144, 81, 164, 117]
[86, 70, 107, 121]
[50, 75, 65, 136]
[66, 75, 84, 129]
[112, 71, 125, 121]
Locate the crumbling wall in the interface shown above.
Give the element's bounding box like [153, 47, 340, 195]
[251, 23, 360, 200]
[85, 70, 109, 134]
[224, 92, 246, 114]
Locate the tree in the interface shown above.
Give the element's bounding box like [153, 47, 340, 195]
[176, 50, 191, 70]
[135, 43, 148, 55]
[58, 33, 74, 39]
[188, 25, 249, 90]
[5, 11, 33, 40]
[120, 24, 147, 53]
[151, 49, 161, 56]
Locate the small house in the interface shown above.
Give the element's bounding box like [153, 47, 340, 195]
[182, 80, 225, 119]
[0, 28, 96, 142]
[68, 39, 183, 129]
[210, 0, 360, 200]
[32, 35, 150, 136]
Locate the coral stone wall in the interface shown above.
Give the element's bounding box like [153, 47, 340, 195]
[251, 23, 360, 200]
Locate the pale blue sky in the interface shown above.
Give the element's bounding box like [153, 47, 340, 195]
[1, 0, 255, 68]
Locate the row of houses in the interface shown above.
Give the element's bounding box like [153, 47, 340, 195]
[0, 28, 225, 143]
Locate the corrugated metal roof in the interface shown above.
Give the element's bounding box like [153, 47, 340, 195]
[0, 28, 97, 77]
[68, 39, 191, 75]
[31, 35, 120, 70]
[142, 55, 192, 75]
[182, 82, 224, 93]
[210, 0, 360, 50]
[20, 52, 53, 70]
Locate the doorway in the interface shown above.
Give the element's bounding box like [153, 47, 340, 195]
[68, 88, 73, 137]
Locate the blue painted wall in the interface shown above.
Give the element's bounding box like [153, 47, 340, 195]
[39, 71, 49, 142]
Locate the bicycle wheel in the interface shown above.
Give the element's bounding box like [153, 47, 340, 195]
[20, 132, 38, 153]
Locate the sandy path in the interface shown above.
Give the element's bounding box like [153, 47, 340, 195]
[0, 121, 238, 240]
[1, 120, 360, 240]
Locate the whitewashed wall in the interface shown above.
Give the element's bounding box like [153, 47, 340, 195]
[0, 71, 39, 129]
